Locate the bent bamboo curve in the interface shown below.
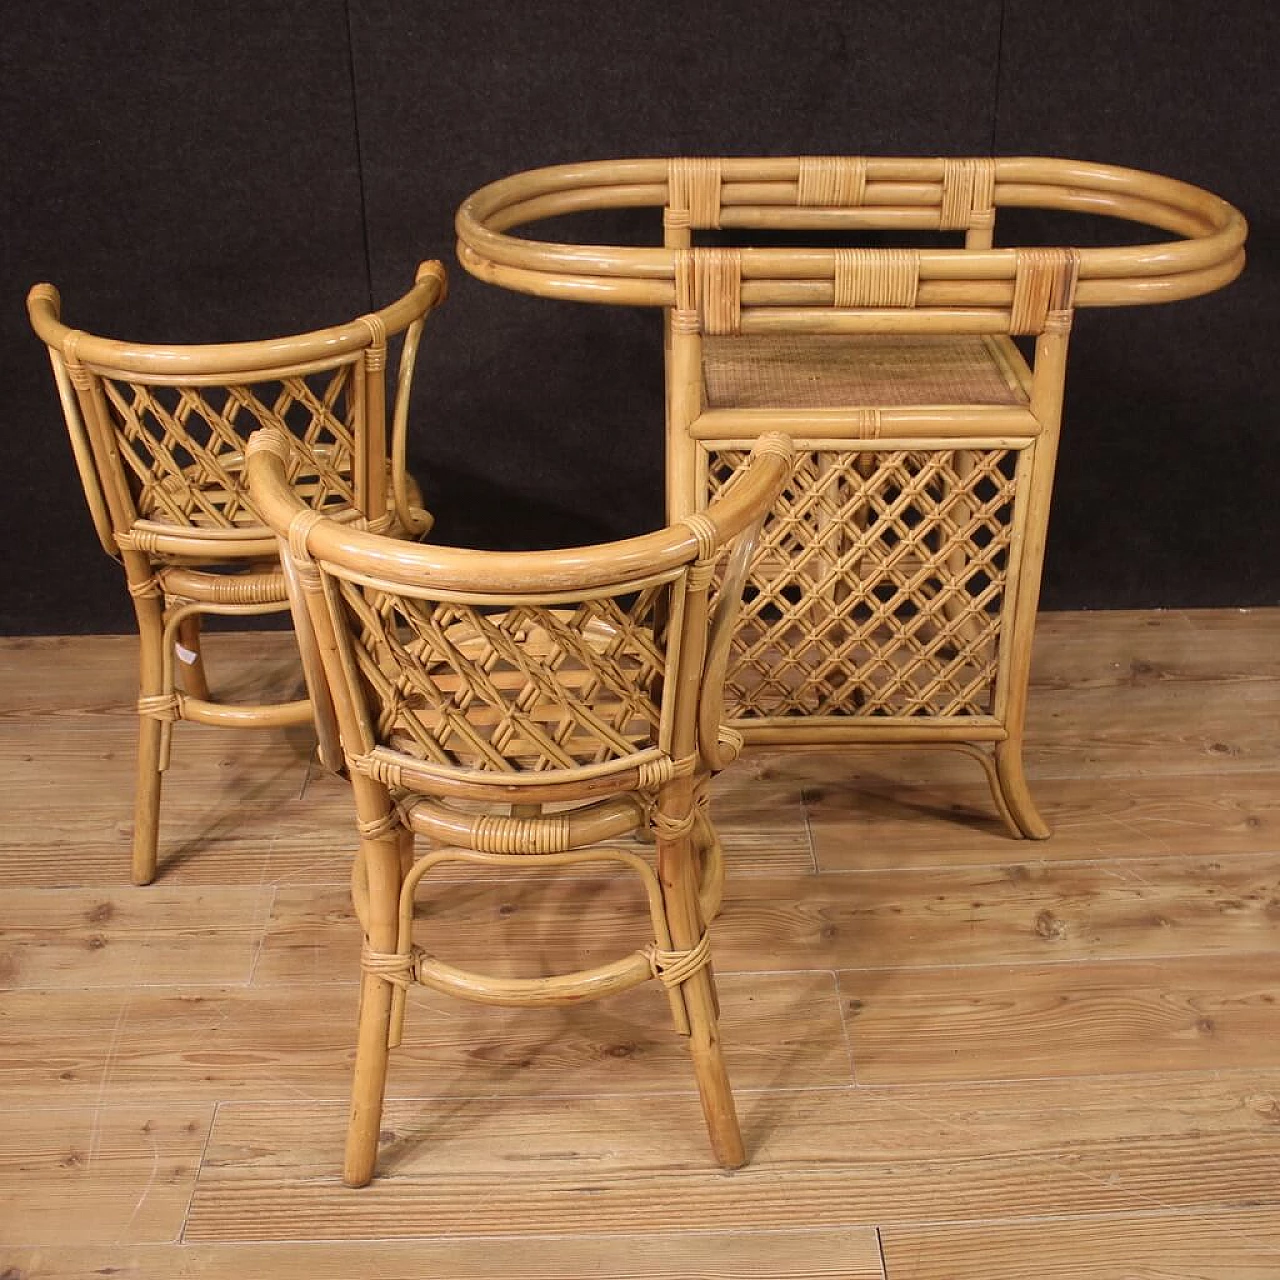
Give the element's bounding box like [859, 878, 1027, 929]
[455, 156, 1245, 310]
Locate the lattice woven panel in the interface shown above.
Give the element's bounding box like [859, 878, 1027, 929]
[335, 584, 671, 773]
[707, 447, 1019, 720]
[101, 366, 358, 528]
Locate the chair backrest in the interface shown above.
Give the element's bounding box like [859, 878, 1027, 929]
[246, 426, 794, 804]
[27, 262, 448, 560]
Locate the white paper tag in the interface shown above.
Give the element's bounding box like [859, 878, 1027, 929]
[175, 642, 199, 666]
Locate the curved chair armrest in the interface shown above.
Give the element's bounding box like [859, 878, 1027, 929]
[696, 432, 793, 772]
[278, 545, 343, 773]
[249, 427, 792, 601]
[389, 261, 448, 537]
[698, 509, 766, 774]
[28, 284, 120, 560]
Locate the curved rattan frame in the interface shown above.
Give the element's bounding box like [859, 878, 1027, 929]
[455, 156, 1245, 307]
[453, 157, 1249, 839]
[28, 262, 448, 884]
[454, 156, 1246, 841]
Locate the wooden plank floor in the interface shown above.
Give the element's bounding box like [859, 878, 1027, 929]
[1, 609, 1278, 1278]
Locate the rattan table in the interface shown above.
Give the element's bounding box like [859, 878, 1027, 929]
[455, 157, 1246, 838]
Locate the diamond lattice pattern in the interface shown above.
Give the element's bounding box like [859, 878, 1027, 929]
[101, 365, 358, 528]
[707, 447, 1018, 719]
[335, 583, 671, 773]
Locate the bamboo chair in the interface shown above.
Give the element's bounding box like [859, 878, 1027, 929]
[27, 262, 448, 884]
[456, 156, 1245, 840]
[246, 423, 793, 1185]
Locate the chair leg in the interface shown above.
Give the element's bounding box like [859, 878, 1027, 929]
[658, 824, 745, 1170]
[131, 714, 164, 886]
[131, 605, 168, 886]
[343, 828, 406, 1187]
[993, 738, 1050, 840]
[680, 963, 745, 1169]
[344, 969, 396, 1188]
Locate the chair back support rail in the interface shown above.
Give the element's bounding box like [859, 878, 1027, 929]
[246, 424, 793, 1185]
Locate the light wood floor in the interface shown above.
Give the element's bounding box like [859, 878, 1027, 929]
[2, 609, 1279, 1278]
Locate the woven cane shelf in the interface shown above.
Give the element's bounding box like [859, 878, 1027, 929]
[456, 157, 1246, 838]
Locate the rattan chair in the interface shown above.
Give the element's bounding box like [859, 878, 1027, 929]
[246, 423, 793, 1185]
[27, 262, 448, 884]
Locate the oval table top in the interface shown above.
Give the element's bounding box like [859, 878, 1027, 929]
[456, 155, 1246, 311]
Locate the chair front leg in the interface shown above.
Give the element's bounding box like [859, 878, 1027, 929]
[344, 821, 410, 1188]
[130, 589, 170, 885]
[654, 803, 745, 1170]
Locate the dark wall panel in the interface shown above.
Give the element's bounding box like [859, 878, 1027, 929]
[2, 1, 1273, 634]
[994, 1, 1279, 608]
[0, 0, 369, 633]
[349, 0, 1003, 553]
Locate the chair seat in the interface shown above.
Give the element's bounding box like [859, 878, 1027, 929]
[155, 561, 288, 604]
[702, 334, 1028, 410]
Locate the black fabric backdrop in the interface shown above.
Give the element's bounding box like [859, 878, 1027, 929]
[1, 0, 1275, 634]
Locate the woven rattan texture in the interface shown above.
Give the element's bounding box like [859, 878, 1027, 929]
[702, 335, 1025, 410]
[102, 366, 358, 529]
[335, 585, 670, 773]
[708, 447, 1017, 720]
